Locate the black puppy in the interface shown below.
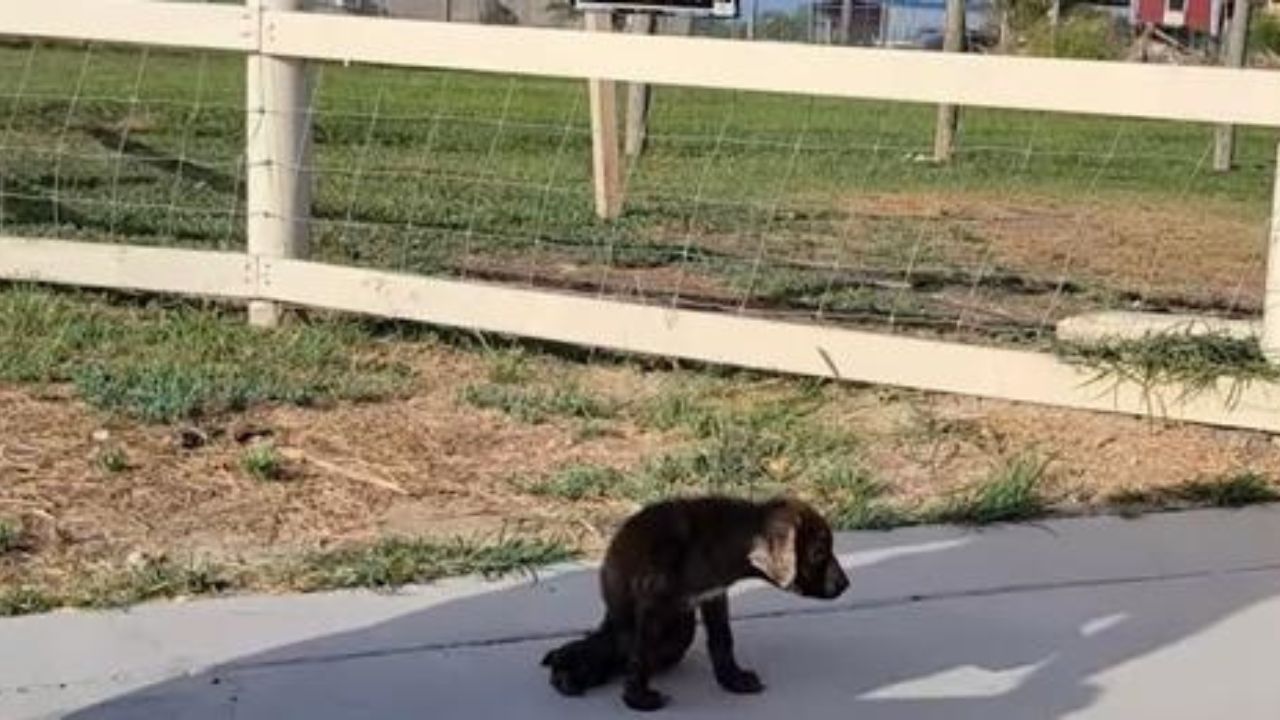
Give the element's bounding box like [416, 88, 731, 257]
[541, 495, 849, 711]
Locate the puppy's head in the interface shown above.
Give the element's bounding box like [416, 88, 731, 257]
[749, 498, 849, 600]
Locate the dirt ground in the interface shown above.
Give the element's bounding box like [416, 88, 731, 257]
[451, 191, 1268, 347]
[841, 191, 1269, 311]
[4, 342, 1279, 592]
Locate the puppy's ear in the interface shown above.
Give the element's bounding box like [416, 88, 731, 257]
[749, 513, 797, 589]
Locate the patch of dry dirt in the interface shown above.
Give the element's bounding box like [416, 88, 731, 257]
[843, 191, 1269, 311]
[0, 349, 668, 588]
[446, 191, 1266, 346]
[5, 336, 1280, 596]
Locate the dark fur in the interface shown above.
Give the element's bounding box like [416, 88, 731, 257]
[541, 495, 849, 711]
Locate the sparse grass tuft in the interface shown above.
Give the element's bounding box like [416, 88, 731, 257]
[0, 536, 576, 617]
[1056, 332, 1279, 406]
[816, 468, 911, 531]
[0, 587, 57, 617]
[0, 287, 412, 423]
[0, 518, 24, 554]
[77, 556, 235, 610]
[285, 536, 577, 591]
[1106, 472, 1278, 514]
[462, 382, 616, 424]
[242, 442, 284, 482]
[528, 464, 627, 501]
[96, 445, 129, 474]
[1175, 472, 1278, 507]
[928, 453, 1052, 525]
[519, 380, 867, 505]
[485, 348, 535, 385]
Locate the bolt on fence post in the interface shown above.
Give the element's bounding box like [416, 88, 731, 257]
[246, 0, 313, 327]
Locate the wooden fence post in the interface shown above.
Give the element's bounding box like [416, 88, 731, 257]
[247, 0, 313, 327]
[1214, 0, 1251, 173]
[933, 0, 964, 162]
[625, 12, 656, 159]
[586, 10, 622, 220]
[1263, 143, 1280, 360]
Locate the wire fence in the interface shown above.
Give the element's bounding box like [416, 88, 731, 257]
[2, 27, 1274, 351]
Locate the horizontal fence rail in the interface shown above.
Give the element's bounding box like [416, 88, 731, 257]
[4, 2, 1280, 125]
[1, 0, 256, 52]
[265, 14, 1280, 126]
[5, 237, 1280, 433]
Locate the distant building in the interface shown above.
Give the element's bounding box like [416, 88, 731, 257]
[308, 0, 570, 27]
[1131, 0, 1224, 37]
[880, 0, 991, 47]
[813, 0, 992, 46]
[812, 0, 884, 44]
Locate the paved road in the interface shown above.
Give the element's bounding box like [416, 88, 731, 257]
[3, 507, 1279, 719]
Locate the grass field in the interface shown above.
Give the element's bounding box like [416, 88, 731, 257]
[3, 39, 1280, 614]
[2, 42, 1277, 345]
[2, 285, 1280, 615]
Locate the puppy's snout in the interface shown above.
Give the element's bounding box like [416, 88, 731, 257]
[822, 559, 849, 599]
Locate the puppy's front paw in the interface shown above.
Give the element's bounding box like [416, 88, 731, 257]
[622, 685, 668, 712]
[716, 668, 764, 694]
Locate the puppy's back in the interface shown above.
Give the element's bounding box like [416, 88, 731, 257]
[602, 496, 766, 603]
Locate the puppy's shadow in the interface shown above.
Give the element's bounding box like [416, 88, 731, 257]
[64, 514, 1280, 719]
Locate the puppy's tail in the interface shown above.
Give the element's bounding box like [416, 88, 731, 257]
[541, 620, 623, 697]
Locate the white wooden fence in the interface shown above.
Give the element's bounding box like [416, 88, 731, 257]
[4, 0, 1280, 432]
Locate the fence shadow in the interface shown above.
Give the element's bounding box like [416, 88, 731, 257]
[64, 526, 1280, 719]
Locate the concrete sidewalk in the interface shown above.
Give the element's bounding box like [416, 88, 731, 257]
[3, 507, 1280, 719]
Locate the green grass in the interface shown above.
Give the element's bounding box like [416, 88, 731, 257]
[0, 518, 24, 554]
[95, 445, 129, 473]
[1, 556, 237, 616]
[0, 535, 577, 617]
[928, 453, 1052, 525]
[485, 347, 536, 385]
[81, 555, 235, 610]
[0, 587, 57, 616]
[817, 468, 911, 531]
[283, 536, 577, 592]
[461, 382, 616, 424]
[0, 43, 1273, 316]
[1056, 332, 1280, 405]
[523, 380, 865, 504]
[1107, 472, 1279, 513]
[242, 442, 284, 482]
[527, 464, 628, 500]
[0, 286, 413, 422]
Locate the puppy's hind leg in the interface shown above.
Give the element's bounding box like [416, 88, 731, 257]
[542, 621, 624, 697]
[621, 600, 672, 712]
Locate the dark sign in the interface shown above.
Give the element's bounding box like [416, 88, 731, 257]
[573, 0, 739, 18]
